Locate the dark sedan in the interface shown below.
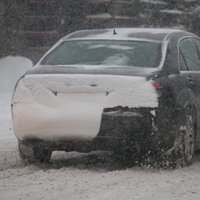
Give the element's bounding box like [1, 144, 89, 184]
[12, 28, 200, 166]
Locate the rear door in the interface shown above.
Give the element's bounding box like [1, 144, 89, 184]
[179, 37, 200, 146]
[179, 37, 200, 98]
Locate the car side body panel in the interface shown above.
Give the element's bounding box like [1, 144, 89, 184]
[158, 31, 200, 150]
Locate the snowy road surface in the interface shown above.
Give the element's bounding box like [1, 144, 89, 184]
[1, 57, 200, 200]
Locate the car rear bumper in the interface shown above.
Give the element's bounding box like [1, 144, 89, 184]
[16, 107, 164, 153]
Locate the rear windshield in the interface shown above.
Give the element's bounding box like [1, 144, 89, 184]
[41, 40, 161, 68]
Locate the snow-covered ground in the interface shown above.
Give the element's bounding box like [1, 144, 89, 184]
[1, 57, 200, 200]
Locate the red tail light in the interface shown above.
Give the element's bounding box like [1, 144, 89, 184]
[152, 81, 161, 89]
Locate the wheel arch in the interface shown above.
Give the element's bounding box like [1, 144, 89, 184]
[175, 88, 200, 149]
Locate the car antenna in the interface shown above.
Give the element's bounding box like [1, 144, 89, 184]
[111, 1, 117, 35]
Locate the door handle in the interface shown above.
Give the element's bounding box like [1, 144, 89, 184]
[187, 76, 195, 86]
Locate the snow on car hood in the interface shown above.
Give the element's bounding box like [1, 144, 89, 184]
[12, 74, 158, 140]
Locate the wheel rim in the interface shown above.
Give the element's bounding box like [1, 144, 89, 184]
[184, 113, 195, 163]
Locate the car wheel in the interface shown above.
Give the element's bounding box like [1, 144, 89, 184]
[165, 106, 196, 167]
[18, 140, 52, 163]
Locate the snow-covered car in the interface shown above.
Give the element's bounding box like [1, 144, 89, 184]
[12, 28, 200, 166]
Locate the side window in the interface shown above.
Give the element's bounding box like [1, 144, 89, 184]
[180, 52, 188, 71]
[193, 38, 200, 56]
[180, 38, 200, 71]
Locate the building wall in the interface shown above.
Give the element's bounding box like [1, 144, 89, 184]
[0, 0, 200, 62]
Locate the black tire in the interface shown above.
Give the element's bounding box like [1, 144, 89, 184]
[164, 106, 196, 167]
[18, 141, 52, 163]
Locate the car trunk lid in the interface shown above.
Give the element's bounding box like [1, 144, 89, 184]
[13, 74, 158, 140]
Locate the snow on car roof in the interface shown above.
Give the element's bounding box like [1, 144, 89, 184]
[63, 28, 185, 42]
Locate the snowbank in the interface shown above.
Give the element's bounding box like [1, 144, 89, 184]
[0, 56, 32, 96]
[0, 56, 32, 139]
